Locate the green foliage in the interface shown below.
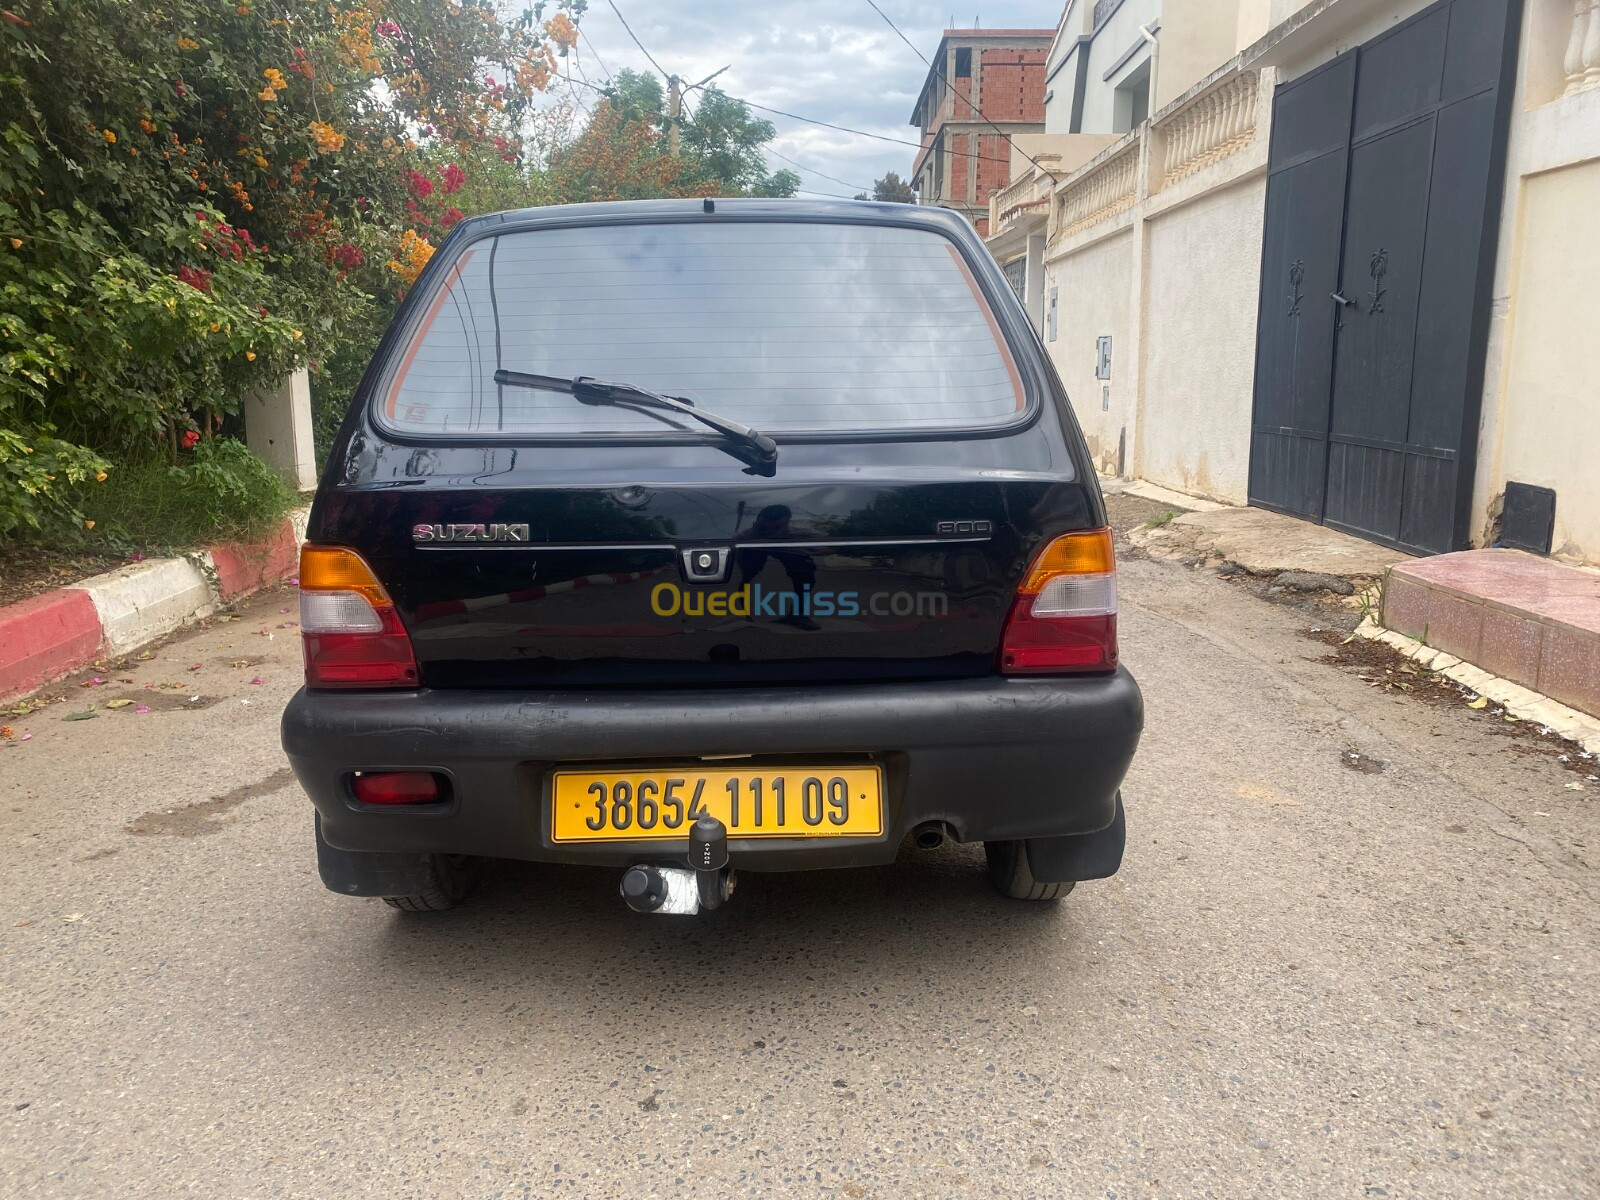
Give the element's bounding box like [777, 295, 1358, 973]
[0, 0, 579, 547]
[0, 426, 107, 536]
[83, 437, 297, 550]
[871, 171, 917, 203]
[678, 87, 799, 197]
[590, 71, 800, 197]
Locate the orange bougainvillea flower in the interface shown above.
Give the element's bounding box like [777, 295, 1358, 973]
[544, 11, 578, 48]
[385, 228, 435, 287]
[102, 129, 117, 144]
[308, 120, 345, 153]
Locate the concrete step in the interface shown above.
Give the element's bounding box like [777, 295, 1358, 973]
[1381, 549, 1600, 720]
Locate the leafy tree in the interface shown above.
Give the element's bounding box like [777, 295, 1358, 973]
[679, 88, 798, 197]
[871, 171, 917, 203]
[538, 102, 717, 205]
[606, 67, 667, 128]
[0, 0, 579, 538]
[592, 72, 798, 198]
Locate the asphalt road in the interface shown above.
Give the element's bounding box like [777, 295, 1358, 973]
[2, 547, 1596, 1199]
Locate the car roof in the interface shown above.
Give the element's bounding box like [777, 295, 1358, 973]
[448, 196, 978, 242]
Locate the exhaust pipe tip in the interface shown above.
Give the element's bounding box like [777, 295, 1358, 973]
[912, 822, 950, 851]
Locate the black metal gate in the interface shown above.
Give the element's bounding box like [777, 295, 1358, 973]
[1248, 0, 1521, 554]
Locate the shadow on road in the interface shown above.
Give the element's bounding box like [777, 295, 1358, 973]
[302, 846, 1099, 1036]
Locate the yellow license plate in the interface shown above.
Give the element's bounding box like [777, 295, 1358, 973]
[551, 765, 884, 842]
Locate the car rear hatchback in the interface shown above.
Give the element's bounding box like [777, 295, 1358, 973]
[282, 198, 1141, 914]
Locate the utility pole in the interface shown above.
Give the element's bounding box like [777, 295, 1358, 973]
[668, 74, 682, 156]
[668, 67, 727, 158]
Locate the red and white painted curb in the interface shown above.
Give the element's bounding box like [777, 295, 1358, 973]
[0, 508, 309, 703]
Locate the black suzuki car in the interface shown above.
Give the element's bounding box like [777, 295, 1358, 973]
[281, 198, 1141, 914]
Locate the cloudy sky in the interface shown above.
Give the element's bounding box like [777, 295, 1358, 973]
[555, 1, 1062, 195]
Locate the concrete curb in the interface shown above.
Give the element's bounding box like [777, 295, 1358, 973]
[1102, 477, 1231, 513]
[0, 507, 309, 703]
[1357, 618, 1600, 757]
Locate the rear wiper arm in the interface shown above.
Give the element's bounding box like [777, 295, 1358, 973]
[493, 370, 778, 466]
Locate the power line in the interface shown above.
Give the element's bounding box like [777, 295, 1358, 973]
[863, 0, 1058, 182]
[578, 25, 616, 84]
[674, 88, 854, 191]
[683, 82, 1015, 167]
[864, 0, 928, 62]
[762, 145, 872, 194]
[795, 187, 866, 200]
[604, 0, 669, 80]
[563, 69, 1014, 171]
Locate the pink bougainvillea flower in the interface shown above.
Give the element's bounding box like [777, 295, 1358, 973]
[181, 429, 200, 450]
[134, 705, 151, 714]
[407, 170, 433, 200]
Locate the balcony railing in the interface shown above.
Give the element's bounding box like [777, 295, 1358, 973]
[989, 167, 1054, 237]
[1054, 140, 1140, 238]
[1564, 0, 1600, 95]
[1155, 70, 1260, 189]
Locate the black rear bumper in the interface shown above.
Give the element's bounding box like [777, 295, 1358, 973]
[280, 669, 1142, 872]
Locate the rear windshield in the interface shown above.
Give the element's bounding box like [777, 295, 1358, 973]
[379, 221, 1025, 437]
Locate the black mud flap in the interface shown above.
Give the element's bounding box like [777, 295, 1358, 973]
[314, 815, 437, 897]
[1024, 794, 1126, 882]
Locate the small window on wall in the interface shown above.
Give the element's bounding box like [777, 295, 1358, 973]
[1113, 60, 1151, 134]
[955, 47, 972, 77]
[1048, 286, 1059, 341]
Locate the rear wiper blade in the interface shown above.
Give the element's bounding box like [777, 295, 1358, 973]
[493, 370, 778, 466]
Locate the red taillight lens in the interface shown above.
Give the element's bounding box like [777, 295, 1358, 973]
[1001, 528, 1119, 675]
[350, 771, 444, 805]
[299, 546, 419, 689]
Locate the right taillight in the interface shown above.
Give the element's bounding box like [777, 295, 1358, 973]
[1000, 527, 1118, 674]
[298, 545, 420, 689]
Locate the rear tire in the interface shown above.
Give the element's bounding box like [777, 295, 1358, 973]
[985, 840, 1076, 901]
[381, 854, 482, 912]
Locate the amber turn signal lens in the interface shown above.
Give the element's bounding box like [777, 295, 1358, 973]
[1018, 528, 1115, 594]
[298, 545, 393, 607]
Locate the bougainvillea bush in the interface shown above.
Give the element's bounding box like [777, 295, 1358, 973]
[0, 0, 581, 540]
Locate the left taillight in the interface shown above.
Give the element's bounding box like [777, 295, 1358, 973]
[298, 545, 419, 689]
[1000, 527, 1118, 675]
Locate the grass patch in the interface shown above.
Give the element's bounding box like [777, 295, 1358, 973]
[1147, 509, 1177, 528]
[79, 438, 297, 553]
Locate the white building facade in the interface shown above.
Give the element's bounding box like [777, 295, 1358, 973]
[989, 0, 1600, 565]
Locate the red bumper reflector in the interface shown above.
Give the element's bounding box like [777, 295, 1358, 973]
[351, 771, 443, 805]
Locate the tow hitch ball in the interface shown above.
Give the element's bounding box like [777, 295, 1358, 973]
[620, 813, 737, 915]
